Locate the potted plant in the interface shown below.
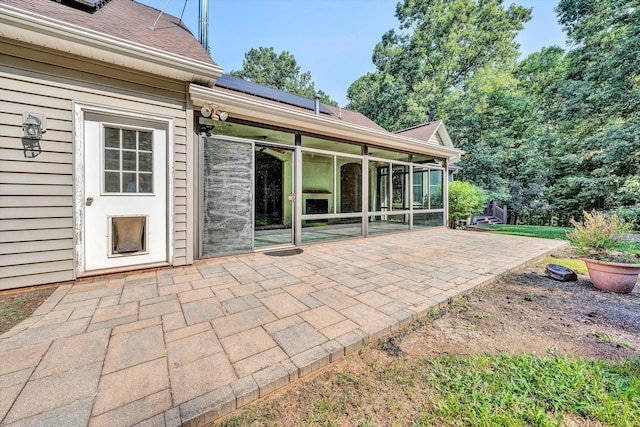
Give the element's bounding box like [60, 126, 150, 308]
[567, 210, 640, 293]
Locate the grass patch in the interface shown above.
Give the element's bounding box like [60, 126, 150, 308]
[215, 354, 640, 427]
[0, 287, 56, 334]
[543, 255, 588, 275]
[483, 225, 640, 256]
[482, 224, 572, 240]
[414, 354, 640, 426]
[0, 297, 29, 330]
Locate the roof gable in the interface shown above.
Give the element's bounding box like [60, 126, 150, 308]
[394, 120, 455, 149]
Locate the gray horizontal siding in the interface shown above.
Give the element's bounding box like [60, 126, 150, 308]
[0, 43, 191, 290]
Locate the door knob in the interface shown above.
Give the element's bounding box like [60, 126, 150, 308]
[86, 196, 94, 206]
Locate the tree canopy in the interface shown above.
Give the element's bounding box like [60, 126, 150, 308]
[347, 0, 639, 225]
[346, 0, 531, 130]
[229, 47, 338, 106]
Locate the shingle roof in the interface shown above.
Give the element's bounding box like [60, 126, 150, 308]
[394, 121, 442, 141]
[324, 104, 387, 132]
[210, 77, 388, 132]
[0, 0, 215, 65]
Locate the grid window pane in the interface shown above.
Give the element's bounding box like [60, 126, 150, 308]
[123, 173, 137, 192]
[139, 152, 153, 172]
[392, 165, 409, 210]
[104, 149, 120, 170]
[139, 173, 152, 193]
[430, 170, 443, 209]
[122, 151, 137, 171]
[368, 214, 409, 235]
[414, 212, 444, 228]
[369, 161, 389, 212]
[138, 131, 152, 151]
[337, 158, 362, 213]
[413, 167, 428, 209]
[302, 152, 334, 214]
[122, 129, 136, 149]
[104, 127, 120, 148]
[104, 126, 154, 194]
[105, 172, 121, 192]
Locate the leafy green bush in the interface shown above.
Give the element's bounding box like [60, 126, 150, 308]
[567, 210, 637, 262]
[448, 181, 487, 228]
[617, 205, 640, 231]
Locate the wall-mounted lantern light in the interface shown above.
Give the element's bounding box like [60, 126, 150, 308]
[22, 113, 46, 158]
[22, 113, 46, 139]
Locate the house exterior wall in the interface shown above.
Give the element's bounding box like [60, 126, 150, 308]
[0, 40, 191, 290]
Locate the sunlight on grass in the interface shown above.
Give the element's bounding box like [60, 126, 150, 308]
[413, 354, 640, 426]
[482, 224, 572, 240]
[483, 225, 640, 256]
[543, 256, 588, 275]
[215, 354, 640, 427]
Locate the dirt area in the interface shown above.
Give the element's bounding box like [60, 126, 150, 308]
[0, 287, 56, 335]
[399, 250, 640, 361]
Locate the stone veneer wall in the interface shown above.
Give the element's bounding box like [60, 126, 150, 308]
[201, 137, 253, 256]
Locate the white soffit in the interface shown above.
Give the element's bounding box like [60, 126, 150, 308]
[0, 4, 223, 86]
[190, 84, 463, 161]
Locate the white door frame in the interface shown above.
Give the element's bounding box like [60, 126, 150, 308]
[73, 103, 174, 277]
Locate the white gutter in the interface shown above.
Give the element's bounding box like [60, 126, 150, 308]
[190, 84, 463, 162]
[0, 4, 223, 86]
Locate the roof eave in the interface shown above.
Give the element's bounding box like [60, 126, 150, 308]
[190, 84, 463, 162]
[0, 4, 223, 86]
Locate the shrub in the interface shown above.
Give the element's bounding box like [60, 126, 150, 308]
[567, 210, 636, 261]
[448, 181, 487, 228]
[616, 205, 640, 231]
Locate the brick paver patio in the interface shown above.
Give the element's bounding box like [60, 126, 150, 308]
[0, 229, 565, 426]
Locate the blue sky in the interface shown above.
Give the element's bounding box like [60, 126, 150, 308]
[137, 0, 566, 106]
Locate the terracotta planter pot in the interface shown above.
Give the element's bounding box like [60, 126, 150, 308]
[582, 258, 640, 293]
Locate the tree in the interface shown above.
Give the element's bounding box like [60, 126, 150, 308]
[549, 0, 640, 220]
[448, 181, 487, 228]
[346, 0, 531, 130]
[515, 46, 567, 122]
[229, 47, 338, 106]
[442, 65, 547, 221]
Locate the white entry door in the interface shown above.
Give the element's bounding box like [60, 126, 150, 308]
[83, 115, 168, 272]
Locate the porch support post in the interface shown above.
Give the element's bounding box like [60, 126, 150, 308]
[294, 134, 302, 246]
[362, 145, 369, 238]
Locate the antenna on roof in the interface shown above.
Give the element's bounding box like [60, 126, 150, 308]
[149, 0, 172, 31]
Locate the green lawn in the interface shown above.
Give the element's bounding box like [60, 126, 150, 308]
[481, 224, 571, 240]
[481, 224, 640, 255]
[217, 353, 640, 426]
[413, 354, 640, 426]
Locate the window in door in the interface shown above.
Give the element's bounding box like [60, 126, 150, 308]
[104, 126, 153, 194]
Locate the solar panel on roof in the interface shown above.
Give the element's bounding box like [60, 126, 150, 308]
[55, 0, 111, 12]
[215, 75, 333, 115]
[72, 0, 106, 5]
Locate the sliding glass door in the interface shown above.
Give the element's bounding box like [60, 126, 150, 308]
[254, 144, 295, 249]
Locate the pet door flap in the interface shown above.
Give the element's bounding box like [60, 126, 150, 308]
[113, 216, 145, 253]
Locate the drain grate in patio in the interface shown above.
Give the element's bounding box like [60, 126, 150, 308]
[263, 248, 304, 257]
